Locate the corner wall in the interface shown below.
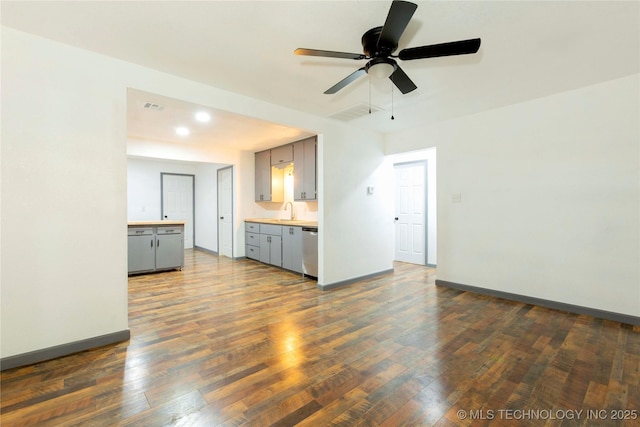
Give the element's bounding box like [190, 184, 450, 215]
[1, 27, 393, 360]
[386, 74, 640, 317]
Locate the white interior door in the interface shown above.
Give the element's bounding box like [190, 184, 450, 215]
[394, 162, 426, 264]
[162, 173, 194, 249]
[218, 167, 233, 258]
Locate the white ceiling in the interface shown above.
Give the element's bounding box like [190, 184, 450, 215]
[2, 1, 638, 151]
[127, 89, 315, 151]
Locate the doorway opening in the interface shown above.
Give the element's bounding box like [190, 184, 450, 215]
[217, 166, 234, 258]
[161, 173, 195, 249]
[392, 148, 437, 267]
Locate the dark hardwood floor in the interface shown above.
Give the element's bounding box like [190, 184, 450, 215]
[1, 250, 639, 426]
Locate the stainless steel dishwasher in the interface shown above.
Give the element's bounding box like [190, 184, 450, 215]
[302, 227, 318, 278]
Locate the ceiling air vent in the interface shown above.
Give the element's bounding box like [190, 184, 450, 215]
[143, 102, 164, 111]
[330, 104, 383, 121]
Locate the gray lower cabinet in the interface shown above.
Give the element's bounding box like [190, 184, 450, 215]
[245, 222, 304, 274]
[128, 225, 184, 274]
[282, 226, 303, 273]
[259, 224, 282, 267]
[128, 228, 155, 273]
[245, 222, 260, 260]
[155, 227, 184, 270]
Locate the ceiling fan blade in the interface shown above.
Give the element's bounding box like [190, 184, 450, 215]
[295, 48, 366, 60]
[398, 38, 481, 61]
[324, 67, 367, 94]
[378, 1, 418, 49]
[390, 65, 417, 94]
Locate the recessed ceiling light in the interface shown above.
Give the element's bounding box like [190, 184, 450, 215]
[195, 112, 211, 122]
[175, 126, 190, 136]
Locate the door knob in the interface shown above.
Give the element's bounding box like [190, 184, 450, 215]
[394, 217, 399, 221]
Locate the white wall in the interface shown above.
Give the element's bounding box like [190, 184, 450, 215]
[390, 148, 437, 266]
[127, 157, 219, 252]
[322, 132, 394, 283]
[386, 75, 640, 317]
[2, 27, 129, 357]
[1, 27, 392, 358]
[194, 163, 219, 252]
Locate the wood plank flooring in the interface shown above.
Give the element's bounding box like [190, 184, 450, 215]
[2, 249, 639, 426]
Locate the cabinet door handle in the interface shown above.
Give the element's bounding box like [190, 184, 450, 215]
[157, 239, 160, 247]
[151, 239, 154, 248]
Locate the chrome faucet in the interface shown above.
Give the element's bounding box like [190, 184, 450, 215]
[285, 201, 296, 220]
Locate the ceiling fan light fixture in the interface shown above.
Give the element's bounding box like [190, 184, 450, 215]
[366, 57, 397, 79]
[369, 62, 395, 79]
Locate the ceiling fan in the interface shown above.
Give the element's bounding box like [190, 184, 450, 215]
[294, 0, 481, 95]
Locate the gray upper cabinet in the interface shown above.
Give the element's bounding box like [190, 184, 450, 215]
[255, 137, 317, 203]
[255, 150, 272, 202]
[270, 144, 293, 167]
[293, 137, 317, 201]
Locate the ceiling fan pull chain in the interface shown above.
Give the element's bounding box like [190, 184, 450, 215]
[369, 77, 372, 114]
[391, 75, 395, 120]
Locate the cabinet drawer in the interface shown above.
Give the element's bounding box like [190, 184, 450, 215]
[260, 224, 282, 236]
[128, 227, 153, 236]
[157, 226, 183, 235]
[245, 222, 260, 233]
[245, 245, 260, 260]
[245, 232, 260, 245]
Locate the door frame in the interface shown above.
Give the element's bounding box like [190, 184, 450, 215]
[160, 172, 195, 248]
[217, 166, 234, 258]
[393, 160, 429, 266]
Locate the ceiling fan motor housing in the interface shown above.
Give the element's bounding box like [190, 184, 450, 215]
[362, 26, 396, 57]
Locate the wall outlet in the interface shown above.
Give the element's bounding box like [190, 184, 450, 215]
[452, 193, 462, 203]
